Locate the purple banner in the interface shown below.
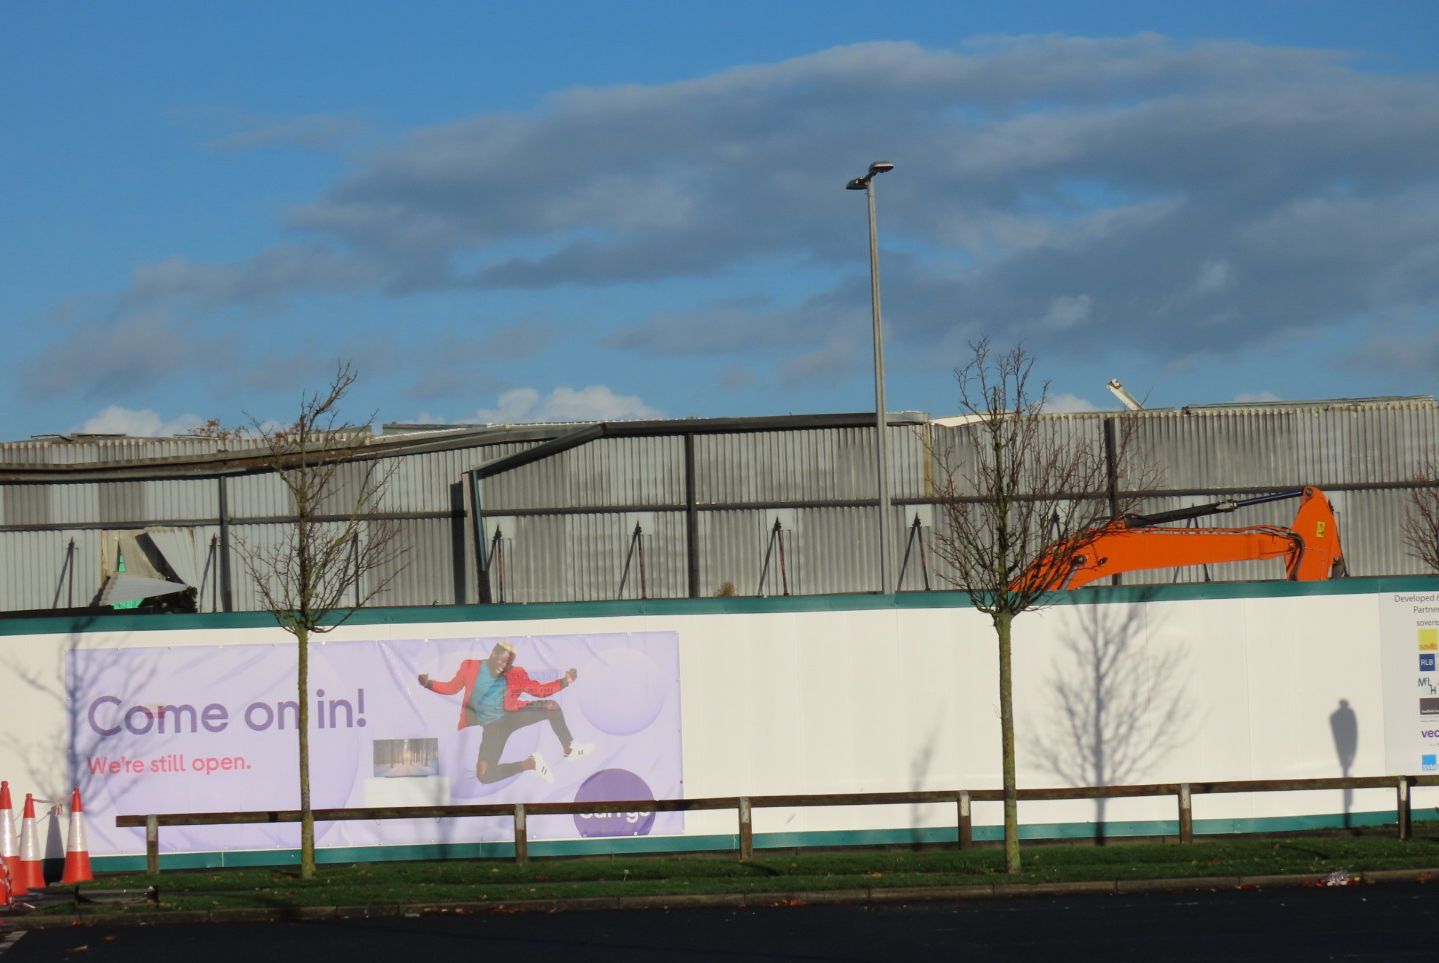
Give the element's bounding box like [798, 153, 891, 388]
[69, 632, 682, 856]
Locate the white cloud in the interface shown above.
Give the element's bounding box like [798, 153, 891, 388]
[1043, 392, 1102, 413]
[1036, 294, 1093, 331]
[73, 406, 205, 437]
[1193, 259, 1233, 294]
[205, 113, 370, 154]
[1230, 390, 1281, 403]
[463, 385, 663, 424]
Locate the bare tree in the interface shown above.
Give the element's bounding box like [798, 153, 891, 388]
[927, 340, 1146, 873]
[1404, 456, 1439, 573]
[237, 363, 404, 878]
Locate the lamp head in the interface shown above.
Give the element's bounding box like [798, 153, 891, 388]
[868, 161, 895, 176]
[845, 177, 868, 191]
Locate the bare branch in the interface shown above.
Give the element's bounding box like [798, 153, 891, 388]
[1404, 455, 1439, 573]
[927, 339, 1154, 617]
[234, 362, 408, 635]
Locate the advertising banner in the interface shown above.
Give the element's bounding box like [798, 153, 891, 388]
[1380, 592, 1439, 775]
[69, 632, 682, 856]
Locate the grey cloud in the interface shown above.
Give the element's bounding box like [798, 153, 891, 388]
[42, 35, 1439, 385]
[399, 322, 554, 366]
[921, 188, 1439, 360]
[477, 321, 551, 360]
[602, 282, 891, 391]
[1348, 322, 1439, 377]
[288, 36, 1438, 360]
[716, 366, 757, 392]
[122, 243, 380, 317]
[400, 323, 550, 402]
[780, 340, 862, 387]
[25, 311, 233, 400]
[601, 294, 814, 355]
[234, 351, 346, 394]
[405, 366, 504, 403]
[206, 113, 371, 154]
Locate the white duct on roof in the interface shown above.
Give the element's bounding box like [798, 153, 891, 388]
[98, 528, 199, 607]
[140, 528, 200, 588]
[98, 574, 190, 606]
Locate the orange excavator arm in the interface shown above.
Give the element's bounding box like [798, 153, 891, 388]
[1015, 486, 1346, 591]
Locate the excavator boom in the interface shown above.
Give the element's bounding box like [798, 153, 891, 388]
[1015, 486, 1346, 591]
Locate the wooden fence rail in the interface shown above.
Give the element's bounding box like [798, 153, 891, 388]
[117, 773, 1439, 875]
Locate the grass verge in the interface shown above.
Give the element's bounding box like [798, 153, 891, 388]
[41, 832, 1439, 916]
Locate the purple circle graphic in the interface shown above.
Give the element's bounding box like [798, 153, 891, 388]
[572, 768, 656, 837]
[576, 648, 666, 736]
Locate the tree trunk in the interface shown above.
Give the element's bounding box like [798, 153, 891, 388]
[298, 624, 315, 879]
[997, 610, 1021, 873]
[1092, 651, 1107, 846]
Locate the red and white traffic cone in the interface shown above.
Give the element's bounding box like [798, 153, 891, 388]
[16, 794, 45, 891]
[59, 788, 92, 885]
[0, 782, 19, 896]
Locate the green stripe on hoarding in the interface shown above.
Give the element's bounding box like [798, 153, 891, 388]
[88, 807, 1431, 873]
[4, 575, 1437, 638]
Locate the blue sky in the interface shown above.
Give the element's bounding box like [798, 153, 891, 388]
[4, 1, 1438, 437]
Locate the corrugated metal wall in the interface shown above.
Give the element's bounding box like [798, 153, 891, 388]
[0, 401, 1434, 614]
[0, 435, 234, 465]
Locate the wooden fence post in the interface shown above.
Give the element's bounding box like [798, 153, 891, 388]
[514, 803, 528, 863]
[146, 814, 159, 876]
[1178, 783, 1193, 843]
[738, 797, 753, 862]
[1396, 776, 1411, 841]
[958, 791, 972, 850]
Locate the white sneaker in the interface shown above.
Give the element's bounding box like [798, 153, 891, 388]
[565, 742, 595, 761]
[530, 752, 554, 783]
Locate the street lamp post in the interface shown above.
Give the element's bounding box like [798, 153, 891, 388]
[847, 161, 895, 594]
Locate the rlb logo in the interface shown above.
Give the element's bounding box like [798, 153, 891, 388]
[1424, 654, 1437, 673]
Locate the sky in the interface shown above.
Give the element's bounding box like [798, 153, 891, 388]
[4, 1, 1438, 438]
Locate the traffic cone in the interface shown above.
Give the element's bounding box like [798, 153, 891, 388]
[59, 788, 92, 885]
[0, 782, 19, 895]
[16, 794, 45, 891]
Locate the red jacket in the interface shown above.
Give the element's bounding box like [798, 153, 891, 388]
[426, 659, 565, 730]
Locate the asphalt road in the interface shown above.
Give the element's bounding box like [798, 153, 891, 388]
[7, 882, 1435, 962]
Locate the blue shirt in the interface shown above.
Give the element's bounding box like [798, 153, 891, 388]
[465, 666, 508, 725]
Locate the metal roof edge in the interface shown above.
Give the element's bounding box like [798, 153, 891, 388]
[0, 412, 933, 482]
[1180, 395, 1438, 414]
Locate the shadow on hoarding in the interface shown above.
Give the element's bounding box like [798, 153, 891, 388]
[5, 624, 159, 849]
[1025, 602, 1193, 843]
[1330, 698, 1358, 828]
